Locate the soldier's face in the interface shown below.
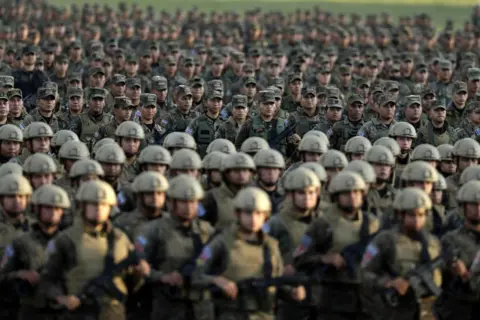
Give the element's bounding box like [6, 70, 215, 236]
[408, 181, 433, 195]
[145, 164, 168, 175]
[177, 94, 193, 111]
[141, 191, 166, 210]
[190, 86, 203, 101]
[301, 94, 317, 110]
[303, 152, 322, 163]
[348, 103, 364, 120]
[337, 190, 363, 212]
[40, 96, 55, 112]
[440, 160, 456, 174]
[260, 101, 275, 117]
[244, 83, 256, 97]
[289, 80, 302, 95]
[379, 103, 396, 120]
[326, 107, 343, 122]
[469, 79, 480, 93]
[30, 173, 54, 189]
[207, 97, 223, 113]
[38, 205, 64, 226]
[257, 168, 281, 187]
[373, 163, 392, 182]
[121, 137, 141, 157]
[291, 186, 319, 210]
[458, 156, 478, 171]
[89, 97, 105, 114]
[116, 107, 133, 121]
[31, 137, 51, 153]
[395, 137, 413, 152]
[226, 168, 252, 186]
[172, 199, 198, 221]
[430, 190, 443, 205]
[2, 194, 29, 215]
[90, 74, 106, 88]
[141, 105, 156, 121]
[454, 92, 468, 105]
[429, 108, 446, 124]
[403, 209, 426, 231]
[405, 104, 422, 121]
[0, 99, 8, 117]
[232, 105, 248, 120]
[464, 203, 480, 225]
[69, 96, 83, 113]
[238, 210, 266, 233]
[84, 203, 111, 225]
[127, 86, 141, 100]
[0, 140, 20, 157]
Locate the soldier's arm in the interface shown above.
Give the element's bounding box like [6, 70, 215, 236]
[415, 128, 426, 147]
[191, 234, 228, 288]
[329, 125, 340, 150]
[234, 120, 251, 150]
[293, 218, 332, 270]
[357, 124, 370, 142]
[0, 241, 22, 281]
[201, 191, 218, 227]
[185, 118, 197, 136]
[19, 115, 32, 130]
[68, 116, 82, 136]
[214, 125, 225, 139]
[135, 223, 166, 282]
[264, 218, 293, 265]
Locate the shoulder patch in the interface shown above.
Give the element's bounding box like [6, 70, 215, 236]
[161, 119, 168, 125]
[117, 191, 126, 206]
[475, 128, 480, 136]
[19, 123, 25, 130]
[135, 236, 148, 254]
[358, 131, 365, 137]
[327, 128, 333, 137]
[262, 222, 270, 234]
[185, 127, 193, 135]
[293, 235, 312, 257]
[284, 119, 289, 126]
[45, 240, 56, 257]
[470, 250, 480, 271]
[197, 203, 206, 217]
[361, 244, 378, 267]
[199, 246, 212, 262]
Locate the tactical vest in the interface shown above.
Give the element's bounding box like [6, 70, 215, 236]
[172, 110, 195, 132]
[79, 113, 111, 146]
[223, 121, 239, 143]
[250, 116, 286, 140]
[293, 112, 320, 136]
[196, 116, 217, 146]
[426, 123, 456, 146]
[211, 185, 236, 229]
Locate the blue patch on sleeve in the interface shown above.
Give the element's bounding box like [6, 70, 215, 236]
[262, 222, 270, 233]
[475, 128, 480, 136]
[197, 203, 206, 217]
[185, 127, 193, 135]
[200, 246, 212, 261]
[293, 235, 312, 257]
[5, 245, 14, 257]
[358, 131, 365, 137]
[117, 192, 126, 205]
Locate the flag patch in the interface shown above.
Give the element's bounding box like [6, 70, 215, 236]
[361, 244, 378, 267]
[293, 235, 312, 257]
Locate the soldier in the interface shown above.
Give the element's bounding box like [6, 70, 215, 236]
[0, 163, 23, 177]
[206, 139, 237, 155]
[70, 88, 112, 151]
[313, 96, 343, 136]
[434, 180, 480, 319]
[416, 102, 459, 147]
[253, 148, 285, 215]
[7, 89, 26, 127]
[429, 59, 453, 106]
[215, 94, 248, 144]
[0, 184, 70, 320]
[455, 101, 480, 139]
[0, 124, 22, 163]
[282, 73, 303, 113]
[293, 171, 380, 320]
[137, 145, 172, 176]
[169, 149, 202, 179]
[156, 85, 197, 141]
[201, 151, 228, 191]
[288, 87, 322, 138]
[399, 95, 428, 130]
[446, 81, 469, 128]
[0, 91, 11, 128]
[240, 137, 270, 158]
[163, 132, 197, 155]
[54, 140, 90, 194]
[15, 122, 54, 165]
[116, 121, 145, 186]
[95, 96, 135, 142]
[57, 87, 84, 130]
[389, 122, 417, 187]
[125, 78, 142, 113]
[437, 144, 457, 178]
[95, 142, 127, 195]
[105, 74, 127, 114]
[329, 94, 366, 151]
[358, 93, 398, 143]
[235, 90, 288, 155]
[23, 153, 57, 191]
[49, 54, 69, 100]
[186, 90, 225, 157]
[136, 94, 164, 146]
[320, 149, 348, 187]
[51, 130, 79, 158]
[344, 136, 372, 161]
[135, 174, 215, 320]
[20, 88, 60, 133]
[411, 144, 441, 169]
[445, 138, 480, 210]
[430, 174, 448, 237]
[361, 187, 441, 320]
[38, 180, 150, 319]
[193, 187, 306, 320]
[203, 152, 256, 229]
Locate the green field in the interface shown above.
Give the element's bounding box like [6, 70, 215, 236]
[49, 0, 473, 28]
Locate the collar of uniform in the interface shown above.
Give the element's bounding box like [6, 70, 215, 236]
[0, 210, 28, 229]
[447, 101, 466, 114]
[232, 223, 266, 244]
[280, 199, 313, 221]
[32, 222, 59, 240]
[328, 204, 363, 224]
[219, 182, 238, 198]
[81, 219, 113, 237]
[169, 215, 200, 234]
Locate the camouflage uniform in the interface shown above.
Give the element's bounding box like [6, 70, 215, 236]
[20, 88, 60, 133]
[215, 95, 249, 143]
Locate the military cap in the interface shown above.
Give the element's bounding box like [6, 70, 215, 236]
[140, 93, 157, 107]
[378, 94, 397, 106]
[174, 85, 192, 97]
[453, 81, 468, 94]
[242, 76, 256, 86]
[70, 40, 82, 49]
[385, 81, 400, 91]
[327, 97, 343, 108]
[431, 102, 446, 110]
[422, 88, 435, 98]
[0, 76, 14, 88]
[152, 76, 168, 90]
[367, 59, 378, 69]
[103, 57, 113, 66]
[165, 56, 177, 65]
[248, 47, 262, 57]
[89, 52, 104, 62]
[207, 90, 223, 100]
[288, 73, 303, 83]
[338, 65, 351, 75]
[110, 74, 126, 85]
[125, 54, 138, 63]
[210, 54, 223, 65]
[231, 94, 248, 108]
[268, 59, 281, 67]
[207, 80, 223, 93]
[468, 68, 480, 81]
[439, 59, 452, 70]
[7, 89, 22, 100]
[139, 48, 151, 58]
[190, 76, 204, 88]
[324, 46, 338, 56]
[415, 62, 428, 72]
[126, 78, 141, 88]
[54, 53, 69, 64]
[113, 96, 133, 109]
[318, 65, 331, 74]
[88, 88, 107, 99]
[231, 52, 246, 62]
[401, 52, 414, 62]
[327, 87, 341, 99]
[259, 90, 276, 104]
[302, 87, 316, 97]
[182, 57, 195, 67]
[269, 76, 284, 90]
[38, 88, 56, 99]
[390, 64, 400, 72]
[347, 93, 364, 105]
[68, 73, 82, 83]
[67, 87, 83, 98]
[0, 92, 7, 101]
[467, 101, 480, 111]
[22, 45, 37, 55]
[88, 67, 105, 77]
[405, 95, 421, 106]
[243, 63, 255, 73]
[42, 82, 58, 91]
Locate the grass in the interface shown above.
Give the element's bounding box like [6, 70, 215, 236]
[50, 0, 474, 28]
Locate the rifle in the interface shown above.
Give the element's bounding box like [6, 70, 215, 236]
[268, 122, 298, 150]
[76, 249, 142, 311]
[382, 256, 444, 307]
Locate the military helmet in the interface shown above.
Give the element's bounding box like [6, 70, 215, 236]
[163, 132, 197, 150]
[365, 145, 395, 166]
[76, 180, 117, 206]
[92, 138, 116, 156]
[234, 187, 271, 213]
[303, 130, 330, 146]
[170, 149, 202, 170]
[433, 174, 447, 191]
[344, 136, 372, 154]
[412, 144, 441, 162]
[167, 174, 204, 200]
[459, 165, 480, 185]
[328, 171, 366, 194]
[457, 180, 480, 203]
[70, 159, 105, 179]
[453, 138, 480, 159]
[388, 122, 417, 139]
[58, 140, 90, 161]
[23, 153, 57, 174]
[206, 139, 236, 154]
[32, 184, 71, 209]
[202, 151, 227, 171]
[298, 135, 329, 154]
[95, 143, 126, 164]
[52, 130, 79, 148]
[393, 187, 432, 211]
[23, 122, 54, 140]
[320, 149, 348, 169]
[115, 121, 145, 140]
[300, 162, 328, 183]
[240, 137, 270, 154]
[0, 174, 32, 196]
[284, 167, 321, 191]
[437, 144, 455, 161]
[0, 163, 23, 176]
[138, 145, 172, 166]
[221, 152, 256, 171]
[345, 160, 376, 184]
[401, 161, 439, 183]
[132, 171, 169, 193]
[0, 124, 23, 142]
[374, 137, 401, 157]
[254, 149, 285, 169]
